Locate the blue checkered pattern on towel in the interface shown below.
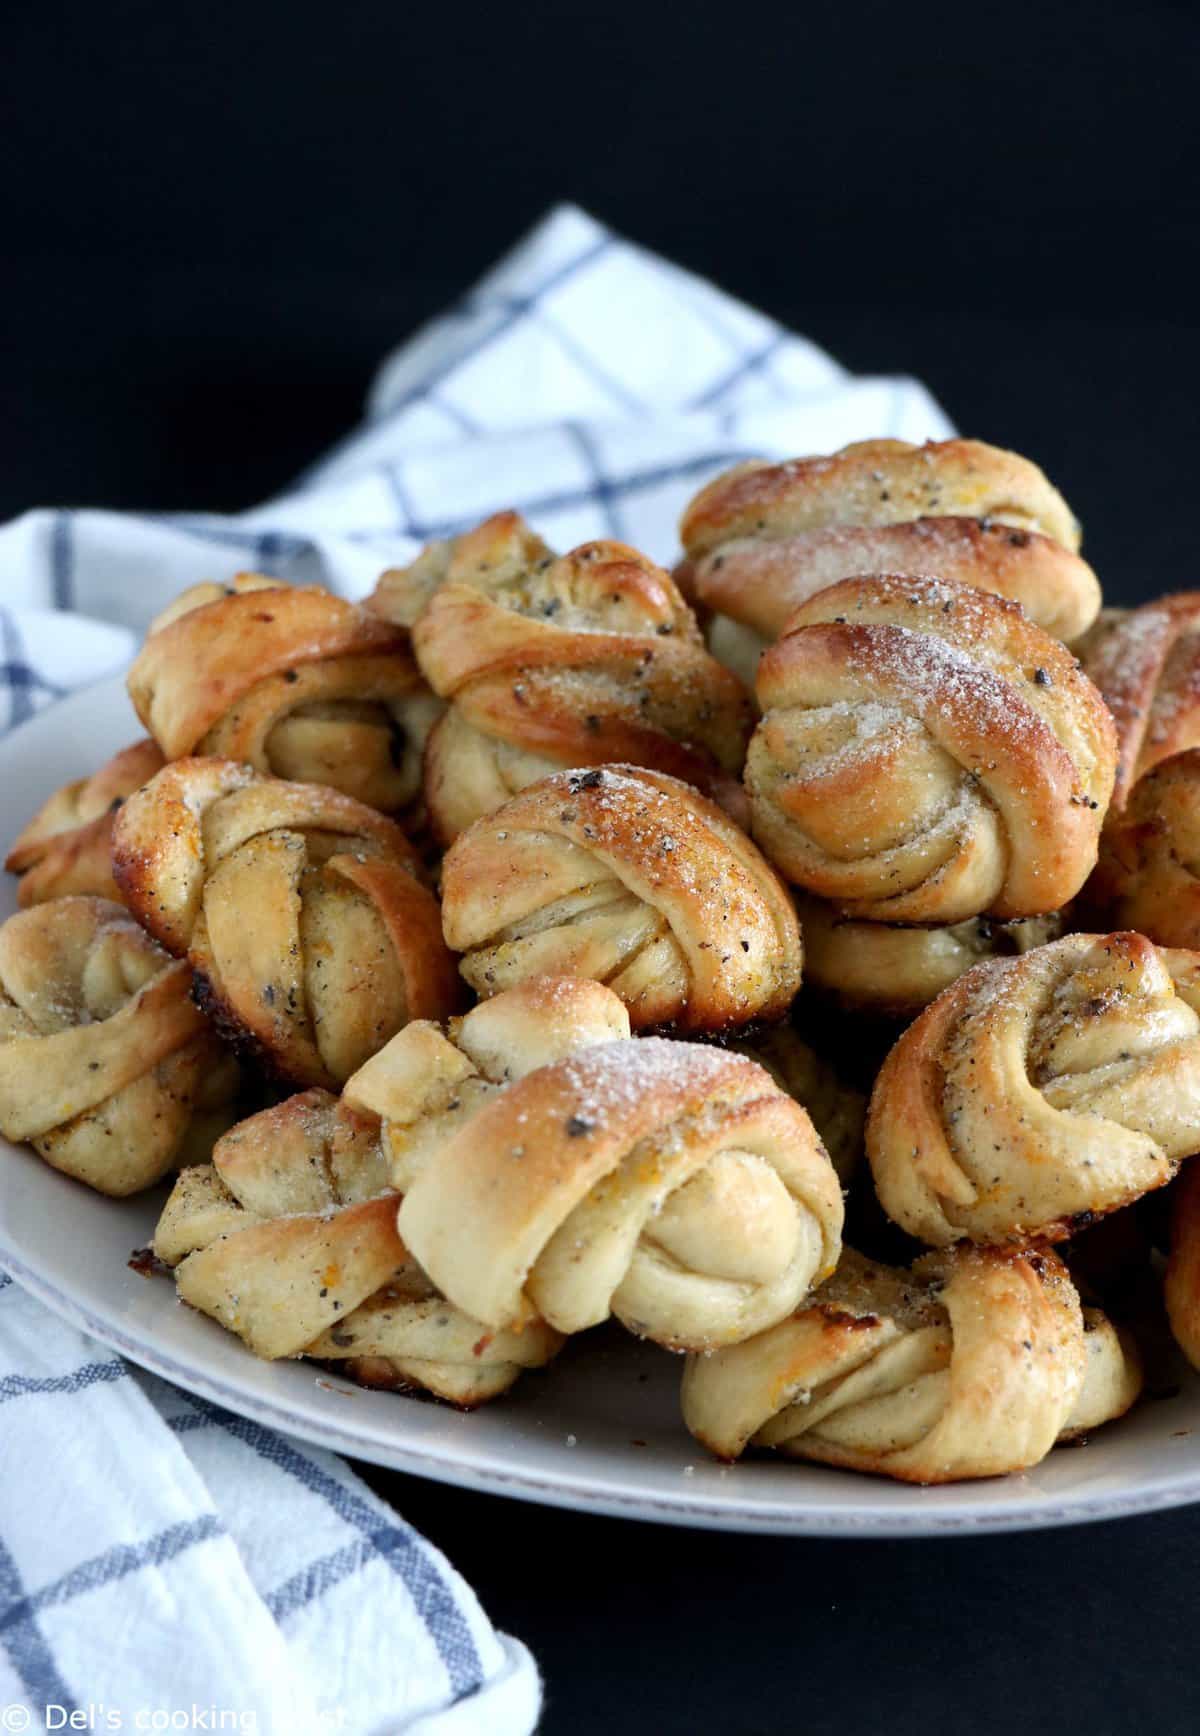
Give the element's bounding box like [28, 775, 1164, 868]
[0, 204, 953, 1736]
[0, 1280, 536, 1734]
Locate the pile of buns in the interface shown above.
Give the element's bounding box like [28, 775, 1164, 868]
[5, 434, 1200, 1487]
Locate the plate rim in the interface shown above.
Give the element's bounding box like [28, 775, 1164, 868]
[8, 1220, 1200, 1538]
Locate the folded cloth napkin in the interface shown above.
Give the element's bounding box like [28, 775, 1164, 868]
[0, 205, 954, 1732]
[0, 1278, 534, 1736]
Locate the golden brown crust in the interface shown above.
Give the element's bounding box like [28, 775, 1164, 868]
[5, 739, 165, 908]
[126, 573, 440, 816]
[400, 1042, 844, 1350]
[1166, 1162, 1200, 1372]
[1078, 593, 1200, 944]
[679, 439, 1082, 557]
[867, 931, 1200, 1245]
[345, 980, 843, 1351]
[440, 765, 802, 1033]
[1060, 1310, 1145, 1442]
[1086, 750, 1200, 948]
[342, 976, 635, 1172]
[681, 1244, 1139, 1481]
[112, 759, 458, 1087]
[0, 896, 236, 1195]
[154, 1088, 560, 1402]
[678, 516, 1100, 654]
[746, 574, 1116, 922]
[371, 512, 754, 843]
[795, 894, 1064, 1017]
[1076, 595, 1200, 811]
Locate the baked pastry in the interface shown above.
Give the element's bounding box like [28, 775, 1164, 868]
[678, 519, 1101, 686]
[726, 1024, 864, 1185]
[343, 977, 844, 1351]
[345, 974, 635, 1142]
[1076, 593, 1200, 811]
[681, 1245, 1142, 1480]
[5, 738, 165, 908]
[1078, 597, 1200, 947]
[440, 765, 802, 1032]
[1166, 1162, 1200, 1372]
[0, 897, 236, 1195]
[746, 574, 1116, 922]
[112, 758, 458, 1087]
[154, 1089, 561, 1403]
[369, 512, 754, 842]
[126, 574, 441, 818]
[796, 894, 1064, 1017]
[1087, 751, 1200, 949]
[681, 437, 1082, 561]
[676, 439, 1096, 685]
[868, 931, 1200, 1245]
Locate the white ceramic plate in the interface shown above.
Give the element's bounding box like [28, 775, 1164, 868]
[2, 676, 1199, 1536]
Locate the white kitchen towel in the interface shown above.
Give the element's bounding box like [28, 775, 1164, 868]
[0, 203, 955, 1733]
[0, 1274, 536, 1735]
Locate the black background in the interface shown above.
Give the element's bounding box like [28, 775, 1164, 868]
[7, 0, 1200, 1729]
[6, 0, 1199, 603]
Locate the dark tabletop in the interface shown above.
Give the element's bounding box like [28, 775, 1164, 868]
[7, 2, 1199, 1729]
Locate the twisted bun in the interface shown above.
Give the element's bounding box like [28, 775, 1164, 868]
[0, 897, 236, 1194]
[1077, 593, 1200, 811]
[1087, 751, 1200, 949]
[112, 759, 457, 1086]
[1079, 597, 1200, 948]
[370, 512, 753, 842]
[677, 437, 1091, 686]
[1167, 1162, 1200, 1374]
[154, 1089, 560, 1403]
[746, 574, 1116, 922]
[795, 894, 1064, 1017]
[680, 515, 1099, 655]
[868, 931, 1200, 1244]
[345, 979, 843, 1351]
[127, 574, 440, 817]
[680, 438, 1082, 557]
[441, 765, 802, 1032]
[681, 1245, 1140, 1481]
[5, 738, 164, 907]
[678, 444, 1098, 681]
